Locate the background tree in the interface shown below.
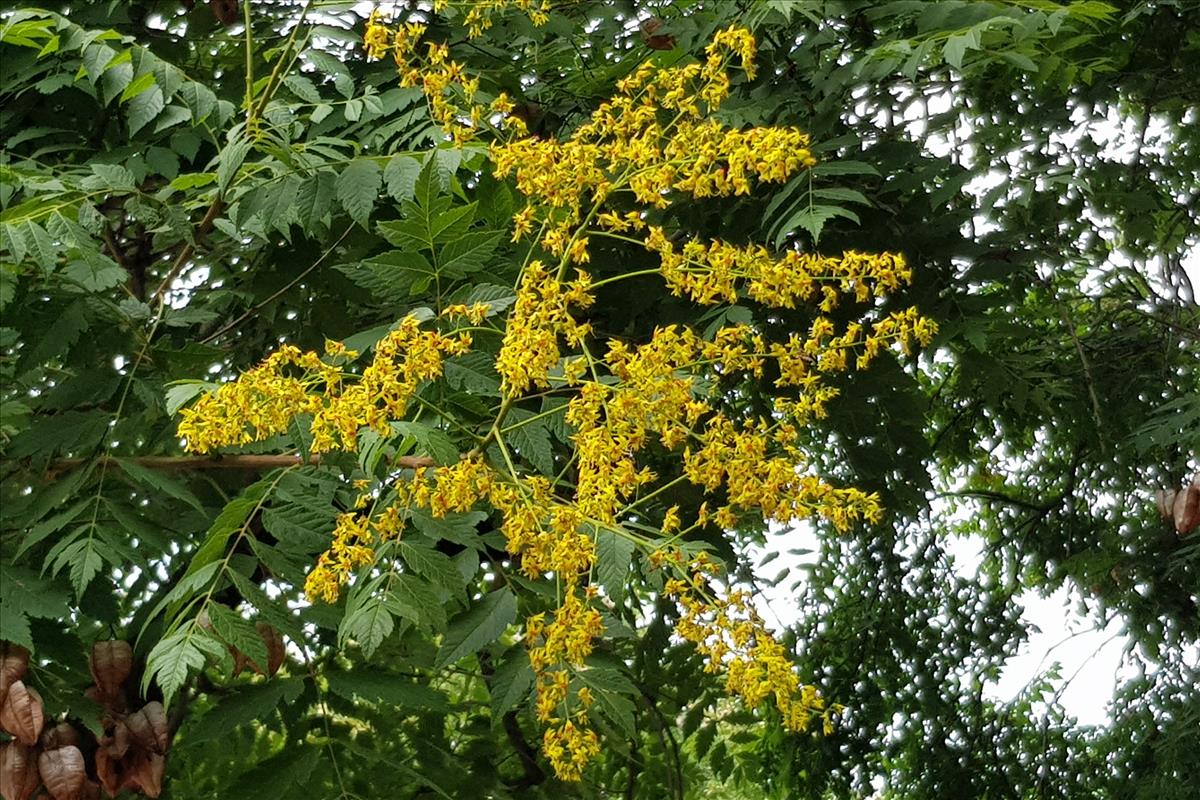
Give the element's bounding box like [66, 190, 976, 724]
[1, 1, 1196, 798]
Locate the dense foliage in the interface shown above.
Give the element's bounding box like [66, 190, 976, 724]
[1, 1, 1197, 798]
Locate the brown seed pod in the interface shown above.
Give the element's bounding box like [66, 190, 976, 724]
[79, 779, 102, 800]
[208, 0, 238, 26]
[639, 18, 676, 51]
[0, 740, 41, 800]
[1174, 476, 1200, 535]
[100, 718, 132, 759]
[37, 745, 86, 800]
[258, 623, 286, 677]
[124, 750, 166, 798]
[83, 683, 125, 714]
[126, 702, 169, 754]
[89, 640, 133, 697]
[0, 681, 44, 746]
[0, 643, 30, 706]
[1156, 488, 1177, 519]
[94, 749, 126, 797]
[40, 722, 80, 751]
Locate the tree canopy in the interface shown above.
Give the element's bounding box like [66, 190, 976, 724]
[0, 1, 1197, 798]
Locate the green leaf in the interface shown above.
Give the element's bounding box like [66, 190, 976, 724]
[437, 230, 499, 277]
[62, 256, 126, 291]
[943, 28, 982, 70]
[812, 187, 872, 206]
[226, 570, 305, 644]
[810, 160, 880, 177]
[50, 535, 114, 598]
[390, 420, 459, 465]
[295, 170, 337, 228]
[145, 624, 223, 707]
[339, 596, 394, 658]
[593, 690, 637, 738]
[410, 510, 490, 549]
[384, 154, 422, 201]
[434, 587, 516, 669]
[127, 84, 164, 135]
[216, 135, 252, 195]
[326, 669, 450, 711]
[183, 677, 304, 745]
[428, 203, 477, 246]
[577, 665, 638, 695]
[165, 381, 214, 416]
[204, 602, 269, 671]
[190, 480, 271, 574]
[396, 540, 462, 591]
[504, 409, 555, 476]
[261, 501, 336, 554]
[116, 457, 205, 512]
[594, 528, 635, 605]
[489, 648, 534, 719]
[337, 157, 383, 227]
[0, 611, 32, 650]
[0, 563, 70, 649]
[443, 352, 500, 395]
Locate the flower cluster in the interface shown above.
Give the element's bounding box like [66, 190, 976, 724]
[177, 343, 342, 454]
[304, 504, 403, 603]
[178, 317, 470, 455]
[394, 459, 608, 780]
[442, 0, 552, 38]
[490, 26, 816, 259]
[495, 261, 594, 396]
[660, 551, 841, 735]
[363, 10, 526, 142]
[175, 16, 945, 784]
[645, 227, 914, 310]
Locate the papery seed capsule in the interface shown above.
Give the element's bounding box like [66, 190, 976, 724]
[100, 719, 132, 758]
[94, 748, 126, 797]
[0, 740, 41, 800]
[89, 640, 133, 696]
[37, 744, 85, 800]
[0, 643, 30, 708]
[1175, 475, 1200, 535]
[0, 681, 44, 746]
[126, 701, 169, 754]
[124, 750, 165, 798]
[1156, 488, 1176, 520]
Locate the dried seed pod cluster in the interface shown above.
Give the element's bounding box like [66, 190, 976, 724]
[0, 642, 99, 800]
[0, 639, 172, 800]
[1156, 474, 1200, 536]
[86, 643, 170, 798]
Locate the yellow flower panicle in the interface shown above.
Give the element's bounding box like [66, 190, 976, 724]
[202, 15, 942, 784]
[645, 228, 915, 310]
[662, 551, 842, 735]
[304, 501, 406, 604]
[178, 316, 471, 455]
[542, 719, 600, 783]
[496, 261, 594, 397]
[363, 6, 542, 142]
[177, 344, 340, 454]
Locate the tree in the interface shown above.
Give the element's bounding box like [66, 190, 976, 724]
[1, 1, 1196, 798]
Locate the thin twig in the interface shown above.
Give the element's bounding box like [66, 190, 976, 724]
[200, 223, 353, 344]
[148, 199, 224, 307]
